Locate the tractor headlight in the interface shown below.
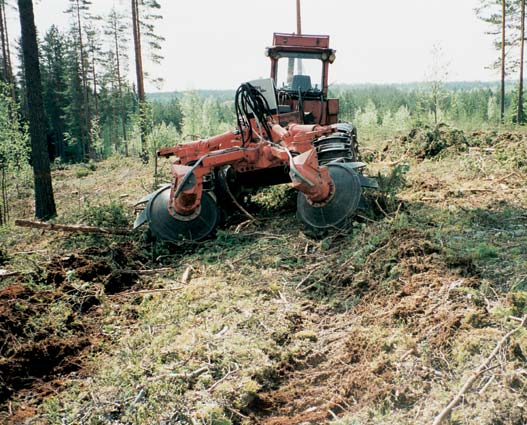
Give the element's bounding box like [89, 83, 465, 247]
[321, 52, 329, 61]
[264, 48, 270, 57]
[329, 52, 336, 64]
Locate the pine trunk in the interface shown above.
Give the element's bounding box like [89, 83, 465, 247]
[17, 0, 57, 220]
[132, 0, 148, 161]
[501, 0, 506, 123]
[114, 26, 128, 155]
[2, 1, 13, 85]
[91, 48, 98, 117]
[75, 0, 92, 160]
[518, 0, 525, 124]
[0, 2, 8, 81]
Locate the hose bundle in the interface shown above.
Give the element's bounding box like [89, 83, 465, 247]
[235, 83, 274, 144]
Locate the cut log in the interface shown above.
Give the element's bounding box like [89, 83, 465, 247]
[15, 219, 130, 236]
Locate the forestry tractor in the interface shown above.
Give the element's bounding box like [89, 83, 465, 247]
[134, 33, 377, 242]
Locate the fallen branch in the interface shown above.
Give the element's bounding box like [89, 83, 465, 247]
[121, 268, 174, 276]
[432, 316, 527, 425]
[147, 366, 209, 383]
[109, 286, 184, 297]
[15, 219, 130, 236]
[0, 269, 20, 279]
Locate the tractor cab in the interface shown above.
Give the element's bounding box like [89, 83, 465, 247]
[267, 33, 339, 126]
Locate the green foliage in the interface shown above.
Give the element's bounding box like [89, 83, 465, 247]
[180, 91, 235, 139]
[81, 201, 131, 228]
[0, 83, 30, 171]
[250, 185, 297, 212]
[0, 82, 30, 224]
[151, 97, 182, 130]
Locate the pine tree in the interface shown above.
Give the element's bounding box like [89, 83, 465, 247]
[518, 0, 525, 123]
[17, 0, 56, 220]
[105, 7, 130, 155]
[65, 0, 93, 159]
[0, 0, 14, 97]
[41, 26, 69, 159]
[131, 0, 165, 161]
[63, 29, 87, 161]
[476, 0, 519, 123]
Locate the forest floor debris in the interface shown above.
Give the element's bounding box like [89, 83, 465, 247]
[0, 131, 526, 424]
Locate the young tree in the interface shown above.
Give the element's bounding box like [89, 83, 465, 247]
[0, 82, 29, 225]
[426, 44, 450, 124]
[17, 0, 56, 219]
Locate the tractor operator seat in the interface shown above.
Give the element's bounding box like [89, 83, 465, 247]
[291, 75, 312, 92]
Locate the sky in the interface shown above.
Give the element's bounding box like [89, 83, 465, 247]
[6, 0, 499, 92]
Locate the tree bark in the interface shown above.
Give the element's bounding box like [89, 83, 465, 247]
[501, 0, 506, 123]
[15, 219, 130, 235]
[0, 2, 8, 82]
[114, 22, 128, 155]
[132, 0, 148, 161]
[518, 0, 525, 124]
[75, 0, 92, 160]
[0, 1, 14, 99]
[17, 0, 57, 220]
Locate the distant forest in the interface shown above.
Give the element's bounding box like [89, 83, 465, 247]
[148, 81, 517, 144]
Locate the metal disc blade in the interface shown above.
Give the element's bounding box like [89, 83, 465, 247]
[134, 184, 170, 207]
[297, 163, 362, 231]
[146, 187, 219, 242]
[133, 208, 149, 229]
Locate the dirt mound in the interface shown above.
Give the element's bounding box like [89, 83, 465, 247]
[250, 229, 488, 424]
[0, 284, 90, 404]
[0, 243, 144, 409]
[382, 124, 469, 161]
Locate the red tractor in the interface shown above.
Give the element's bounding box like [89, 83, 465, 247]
[135, 33, 377, 242]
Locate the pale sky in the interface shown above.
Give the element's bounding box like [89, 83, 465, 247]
[6, 0, 499, 92]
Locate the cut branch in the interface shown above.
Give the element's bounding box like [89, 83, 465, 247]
[15, 219, 130, 235]
[432, 316, 527, 425]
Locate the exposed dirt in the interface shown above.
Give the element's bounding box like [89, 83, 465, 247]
[1, 135, 526, 424]
[0, 242, 145, 417]
[248, 229, 489, 424]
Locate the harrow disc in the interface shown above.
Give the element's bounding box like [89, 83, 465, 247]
[140, 185, 219, 242]
[296, 163, 362, 232]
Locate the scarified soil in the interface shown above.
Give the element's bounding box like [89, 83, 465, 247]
[248, 229, 489, 424]
[0, 242, 145, 415]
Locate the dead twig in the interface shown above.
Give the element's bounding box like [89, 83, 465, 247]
[208, 368, 239, 392]
[147, 366, 209, 383]
[109, 287, 184, 297]
[15, 219, 130, 236]
[181, 266, 193, 284]
[432, 316, 527, 425]
[119, 268, 173, 276]
[0, 269, 20, 279]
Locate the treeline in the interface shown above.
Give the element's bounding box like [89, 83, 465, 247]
[334, 84, 506, 130]
[1, 0, 166, 164]
[477, 0, 527, 123]
[154, 83, 516, 141]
